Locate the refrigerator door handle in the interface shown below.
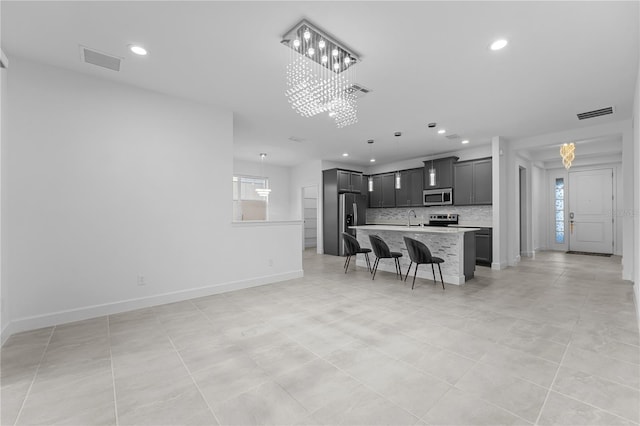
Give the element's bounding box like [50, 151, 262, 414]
[353, 203, 358, 226]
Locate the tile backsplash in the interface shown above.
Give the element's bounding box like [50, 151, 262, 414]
[366, 205, 492, 225]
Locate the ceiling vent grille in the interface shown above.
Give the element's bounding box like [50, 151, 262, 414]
[445, 134, 460, 140]
[577, 106, 614, 120]
[345, 83, 371, 98]
[80, 46, 121, 71]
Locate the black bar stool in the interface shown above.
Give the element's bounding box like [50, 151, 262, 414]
[369, 235, 403, 280]
[342, 233, 372, 273]
[403, 236, 445, 289]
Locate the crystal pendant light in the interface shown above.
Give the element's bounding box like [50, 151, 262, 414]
[282, 19, 360, 128]
[560, 143, 575, 169]
[255, 153, 271, 197]
[394, 132, 402, 189]
[368, 139, 375, 192]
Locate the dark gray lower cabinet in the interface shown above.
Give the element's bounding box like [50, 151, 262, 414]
[475, 228, 492, 266]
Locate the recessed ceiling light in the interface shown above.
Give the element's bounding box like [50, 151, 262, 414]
[129, 45, 148, 56]
[461, 139, 470, 144]
[438, 129, 446, 134]
[370, 158, 376, 163]
[342, 153, 349, 157]
[490, 39, 508, 51]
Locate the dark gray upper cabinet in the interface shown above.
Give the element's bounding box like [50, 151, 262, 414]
[369, 175, 383, 208]
[335, 169, 363, 193]
[395, 168, 424, 207]
[454, 158, 492, 205]
[380, 173, 396, 207]
[369, 173, 396, 208]
[473, 159, 492, 204]
[424, 157, 457, 189]
[453, 162, 473, 205]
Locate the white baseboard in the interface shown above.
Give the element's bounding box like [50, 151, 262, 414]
[491, 261, 507, 270]
[521, 251, 535, 257]
[1, 322, 16, 346]
[2, 270, 303, 343]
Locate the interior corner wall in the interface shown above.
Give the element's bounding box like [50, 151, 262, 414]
[3, 56, 301, 336]
[233, 159, 293, 221]
[491, 136, 509, 269]
[530, 164, 546, 252]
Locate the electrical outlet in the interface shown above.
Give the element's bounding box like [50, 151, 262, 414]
[137, 275, 146, 286]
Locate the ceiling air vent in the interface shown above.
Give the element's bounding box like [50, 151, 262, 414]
[80, 45, 121, 72]
[577, 106, 614, 120]
[345, 83, 371, 98]
[445, 134, 460, 140]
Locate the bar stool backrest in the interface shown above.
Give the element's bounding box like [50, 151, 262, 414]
[369, 234, 392, 258]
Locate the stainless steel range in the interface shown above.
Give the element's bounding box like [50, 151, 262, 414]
[428, 213, 459, 227]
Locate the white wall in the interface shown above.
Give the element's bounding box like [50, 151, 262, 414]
[531, 163, 546, 251]
[633, 51, 640, 323]
[492, 137, 509, 269]
[233, 159, 292, 221]
[2, 57, 302, 339]
[0, 52, 8, 340]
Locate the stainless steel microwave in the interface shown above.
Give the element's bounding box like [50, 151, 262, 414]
[423, 188, 453, 206]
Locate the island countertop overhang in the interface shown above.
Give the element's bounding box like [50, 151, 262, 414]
[350, 225, 480, 234]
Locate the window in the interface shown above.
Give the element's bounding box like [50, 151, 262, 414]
[554, 178, 565, 244]
[233, 175, 269, 221]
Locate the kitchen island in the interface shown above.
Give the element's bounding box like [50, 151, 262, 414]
[351, 225, 479, 285]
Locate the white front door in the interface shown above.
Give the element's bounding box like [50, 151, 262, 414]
[568, 168, 613, 253]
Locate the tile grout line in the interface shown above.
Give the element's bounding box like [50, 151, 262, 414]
[168, 300, 224, 425]
[107, 316, 119, 426]
[12, 326, 55, 426]
[552, 387, 640, 424]
[273, 320, 416, 419]
[532, 266, 577, 426]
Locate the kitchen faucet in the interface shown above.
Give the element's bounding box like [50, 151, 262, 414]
[407, 209, 417, 226]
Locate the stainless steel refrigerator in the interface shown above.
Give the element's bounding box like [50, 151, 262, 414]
[337, 193, 368, 256]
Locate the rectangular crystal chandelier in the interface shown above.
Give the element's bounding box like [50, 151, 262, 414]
[281, 19, 360, 128]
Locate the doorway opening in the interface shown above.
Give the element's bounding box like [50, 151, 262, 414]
[519, 166, 527, 255]
[302, 186, 318, 250]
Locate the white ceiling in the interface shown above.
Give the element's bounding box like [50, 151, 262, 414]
[2, 1, 638, 167]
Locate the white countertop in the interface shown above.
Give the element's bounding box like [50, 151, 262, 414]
[351, 225, 480, 234]
[366, 220, 492, 228]
[451, 222, 493, 229]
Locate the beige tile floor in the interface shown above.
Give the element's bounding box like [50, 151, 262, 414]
[1, 250, 638, 425]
